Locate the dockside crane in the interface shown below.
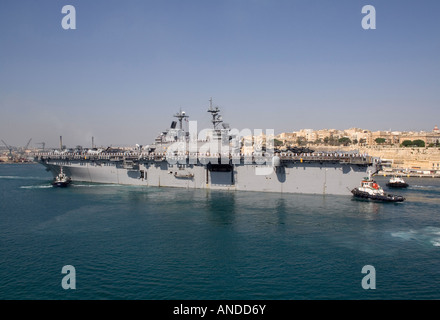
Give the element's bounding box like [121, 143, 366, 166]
[24, 138, 32, 150]
[17, 138, 32, 158]
[1, 139, 14, 160]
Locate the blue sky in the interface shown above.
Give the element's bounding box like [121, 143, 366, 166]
[1, 0, 439, 148]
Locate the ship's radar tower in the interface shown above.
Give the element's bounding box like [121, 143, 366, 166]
[207, 97, 223, 129]
[173, 108, 189, 130]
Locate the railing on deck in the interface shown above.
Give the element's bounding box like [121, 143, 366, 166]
[32, 151, 374, 165]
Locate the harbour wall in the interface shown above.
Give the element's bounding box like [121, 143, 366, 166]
[312, 145, 440, 174]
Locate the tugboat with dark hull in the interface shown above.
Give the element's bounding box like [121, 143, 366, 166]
[52, 167, 72, 187]
[351, 172, 405, 202]
[386, 175, 409, 188]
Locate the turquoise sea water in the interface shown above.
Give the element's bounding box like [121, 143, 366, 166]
[1, 164, 440, 300]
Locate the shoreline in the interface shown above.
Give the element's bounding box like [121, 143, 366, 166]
[0, 161, 36, 165]
[377, 171, 440, 178]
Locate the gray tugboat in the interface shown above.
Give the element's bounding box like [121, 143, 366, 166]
[36, 99, 382, 196]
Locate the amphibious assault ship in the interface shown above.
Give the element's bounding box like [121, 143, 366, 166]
[35, 99, 381, 195]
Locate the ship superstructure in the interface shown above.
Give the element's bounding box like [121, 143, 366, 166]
[35, 99, 380, 195]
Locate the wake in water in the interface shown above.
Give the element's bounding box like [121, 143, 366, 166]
[20, 185, 53, 189]
[0, 176, 46, 180]
[71, 184, 120, 188]
[410, 185, 436, 189]
[20, 183, 121, 189]
[391, 226, 440, 247]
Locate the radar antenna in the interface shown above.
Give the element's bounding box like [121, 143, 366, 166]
[173, 108, 189, 130]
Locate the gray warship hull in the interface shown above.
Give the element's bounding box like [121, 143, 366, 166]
[37, 153, 379, 196]
[35, 101, 380, 195]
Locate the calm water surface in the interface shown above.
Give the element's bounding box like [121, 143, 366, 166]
[1, 164, 440, 299]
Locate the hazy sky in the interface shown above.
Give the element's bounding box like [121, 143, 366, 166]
[1, 0, 439, 148]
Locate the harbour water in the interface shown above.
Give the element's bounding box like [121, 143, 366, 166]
[1, 164, 440, 300]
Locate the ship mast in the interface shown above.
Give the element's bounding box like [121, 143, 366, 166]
[207, 97, 223, 129]
[173, 108, 188, 130]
